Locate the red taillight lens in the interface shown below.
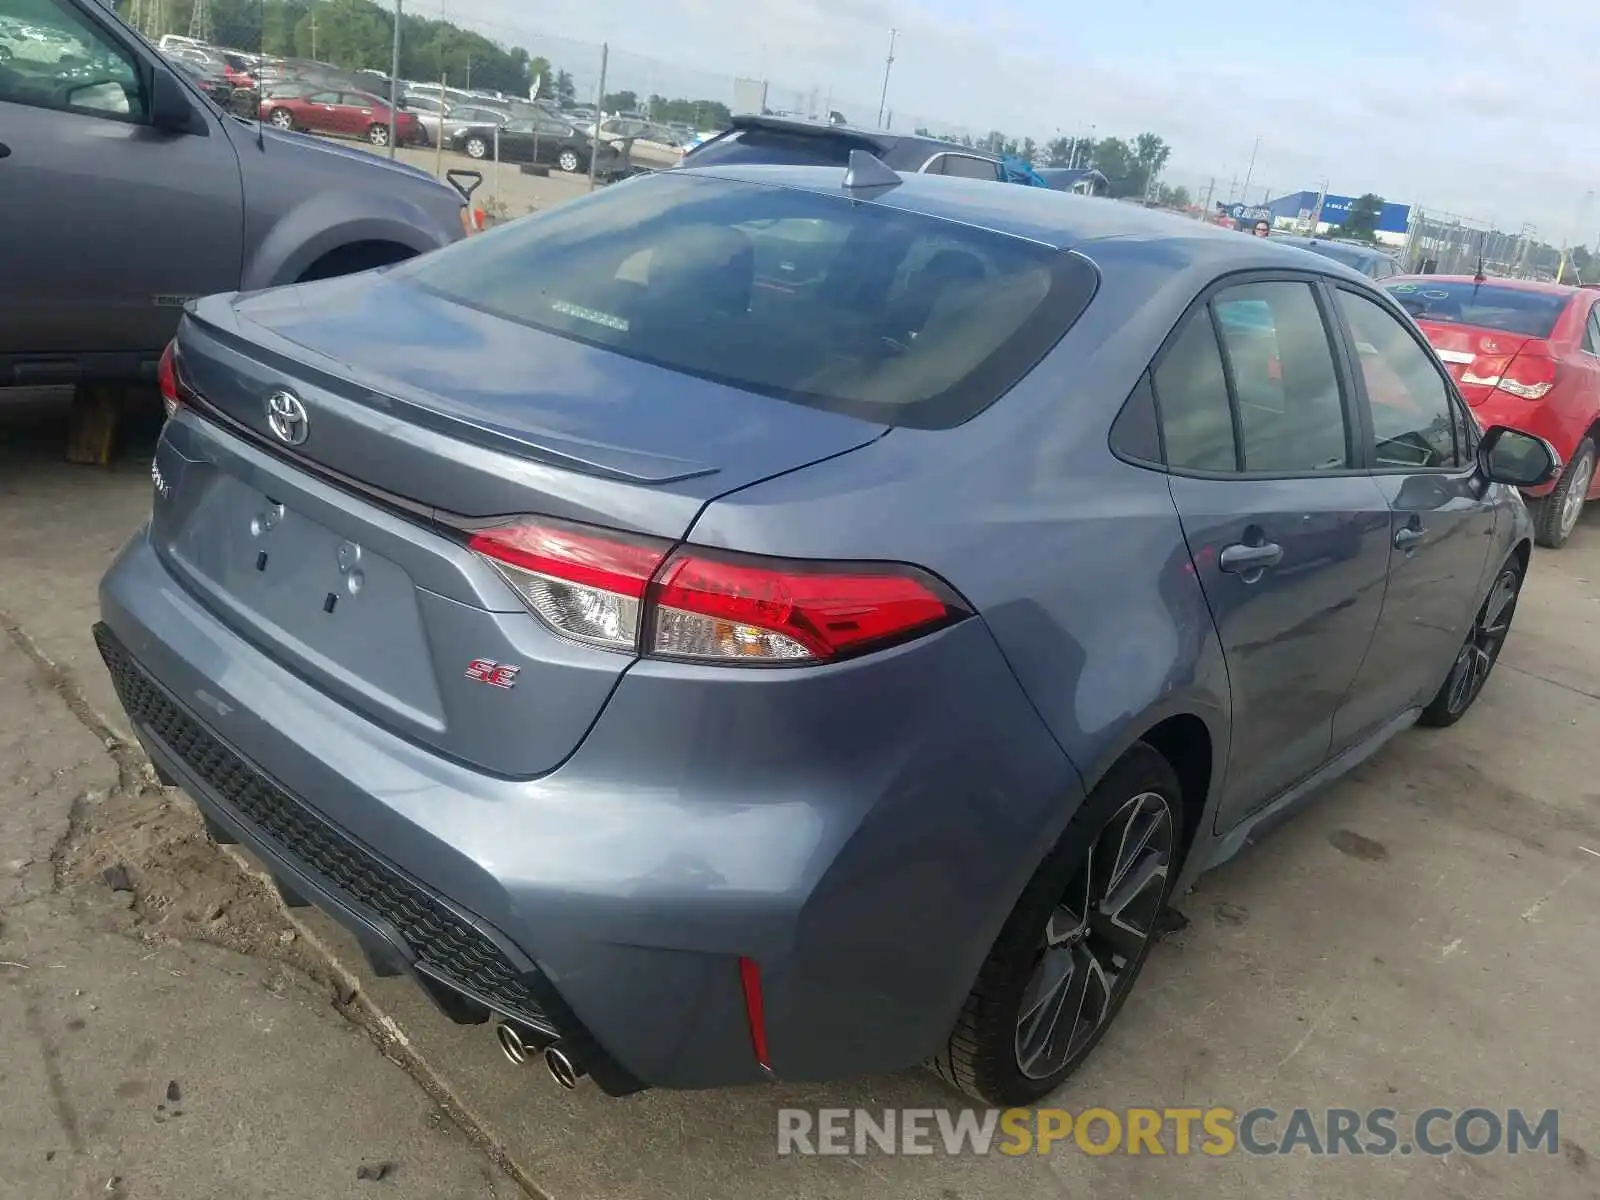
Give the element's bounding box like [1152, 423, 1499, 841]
[157, 340, 180, 419]
[650, 548, 963, 662]
[467, 518, 969, 664]
[737, 956, 771, 1072]
[1498, 342, 1558, 400]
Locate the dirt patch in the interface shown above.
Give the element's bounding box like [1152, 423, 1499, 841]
[61, 767, 322, 976]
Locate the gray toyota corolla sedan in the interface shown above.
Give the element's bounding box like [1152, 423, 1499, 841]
[96, 155, 1559, 1106]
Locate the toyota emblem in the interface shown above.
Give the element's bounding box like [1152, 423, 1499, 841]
[265, 390, 309, 446]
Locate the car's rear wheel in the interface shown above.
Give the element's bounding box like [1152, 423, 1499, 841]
[932, 743, 1181, 1105]
[464, 136, 489, 159]
[1534, 436, 1593, 548]
[557, 148, 582, 173]
[367, 122, 391, 147]
[1419, 557, 1523, 727]
[267, 107, 294, 130]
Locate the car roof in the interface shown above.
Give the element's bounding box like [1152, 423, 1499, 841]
[675, 162, 1374, 271]
[1386, 273, 1579, 297]
[1273, 235, 1392, 260]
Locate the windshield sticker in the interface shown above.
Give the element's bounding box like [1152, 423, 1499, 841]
[551, 300, 629, 331]
[1389, 283, 1418, 292]
[1420, 289, 1450, 299]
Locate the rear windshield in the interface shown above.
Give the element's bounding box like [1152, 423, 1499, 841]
[684, 128, 875, 168]
[396, 171, 1095, 428]
[1383, 280, 1568, 336]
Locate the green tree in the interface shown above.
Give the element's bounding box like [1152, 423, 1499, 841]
[1020, 137, 1038, 165]
[1044, 136, 1074, 167]
[1156, 183, 1192, 209]
[603, 90, 639, 113]
[1343, 193, 1385, 242]
[554, 69, 576, 107]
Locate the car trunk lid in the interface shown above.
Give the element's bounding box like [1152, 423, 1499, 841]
[149, 277, 885, 777]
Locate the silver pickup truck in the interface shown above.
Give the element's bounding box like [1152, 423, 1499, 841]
[0, 0, 471, 386]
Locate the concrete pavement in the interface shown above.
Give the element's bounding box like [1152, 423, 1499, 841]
[2, 386, 1598, 1198]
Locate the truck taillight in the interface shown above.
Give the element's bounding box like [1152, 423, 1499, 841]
[157, 340, 180, 419]
[467, 518, 969, 664]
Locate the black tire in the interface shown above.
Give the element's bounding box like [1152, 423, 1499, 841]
[366, 122, 390, 147]
[267, 108, 294, 131]
[932, 742, 1182, 1106]
[464, 136, 489, 160]
[1533, 436, 1593, 549]
[557, 148, 582, 173]
[1418, 557, 1523, 728]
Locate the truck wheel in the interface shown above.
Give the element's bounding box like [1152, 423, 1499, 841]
[1534, 436, 1593, 549]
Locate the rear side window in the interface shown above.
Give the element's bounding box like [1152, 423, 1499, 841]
[1383, 281, 1568, 337]
[685, 129, 873, 168]
[935, 155, 1001, 180]
[1152, 312, 1236, 471]
[397, 171, 1096, 428]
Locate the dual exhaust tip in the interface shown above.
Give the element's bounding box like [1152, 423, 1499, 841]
[495, 1021, 585, 1090]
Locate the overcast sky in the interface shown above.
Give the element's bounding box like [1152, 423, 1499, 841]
[451, 0, 1595, 241]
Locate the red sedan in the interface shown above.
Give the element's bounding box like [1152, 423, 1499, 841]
[260, 89, 422, 148]
[1385, 275, 1600, 547]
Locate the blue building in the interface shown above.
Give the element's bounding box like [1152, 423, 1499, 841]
[1264, 191, 1412, 237]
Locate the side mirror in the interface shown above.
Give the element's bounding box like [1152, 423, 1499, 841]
[149, 67, 202, 134]
[1478, 424, 1562, 488]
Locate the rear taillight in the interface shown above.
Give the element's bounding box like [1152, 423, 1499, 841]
[1460, 337, 1558, 400]
[157, 340, 180, 419]
[467, 517, 969, 665]
[1497, 342, 1558, 400]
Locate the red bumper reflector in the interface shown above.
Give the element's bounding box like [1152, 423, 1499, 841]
[738, 955, 771, 1071]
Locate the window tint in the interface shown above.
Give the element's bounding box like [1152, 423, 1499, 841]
[308, 91, 340, 104]
[398, 171, 1095, 429]
[1335, 288, 1461, 469]
[1152, 309, 1237, 472]
[941, 155, 1000, 180]
[0, 0, 145, 120]
[1213, 281, 1349, 472]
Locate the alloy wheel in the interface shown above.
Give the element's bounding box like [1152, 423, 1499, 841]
[1014, 792, 1174, 1079]
[558, 150, 580, 173]
[1560, 448, 1593, 540]
[369, 124, 389, 146]
[466, 138, 487, 159]
[1445, 566, 1520, 716]
[269, 109, 293, 129]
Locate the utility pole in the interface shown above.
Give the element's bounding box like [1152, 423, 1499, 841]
[876, 29, 896, 129]
[310, 5, 318, 59]
[588, 42, 608, 192]
[1198, 177, 1215, 221]
[1240, 134, 1261, 201]
[387, 0, 401, 160]
[188, 0, 211, 41]
[1307, 178, 1329, 234]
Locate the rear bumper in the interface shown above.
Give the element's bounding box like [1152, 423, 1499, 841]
[97, 529, 1081, 1090]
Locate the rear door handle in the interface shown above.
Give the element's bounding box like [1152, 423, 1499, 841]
[1394, 527, 1427, 550]
[1219, 542, 1284, 574]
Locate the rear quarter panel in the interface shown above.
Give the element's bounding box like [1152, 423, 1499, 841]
[688, 237, 1236, 884]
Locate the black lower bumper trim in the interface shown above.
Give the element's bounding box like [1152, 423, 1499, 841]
[93, 623, 649, 1095]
